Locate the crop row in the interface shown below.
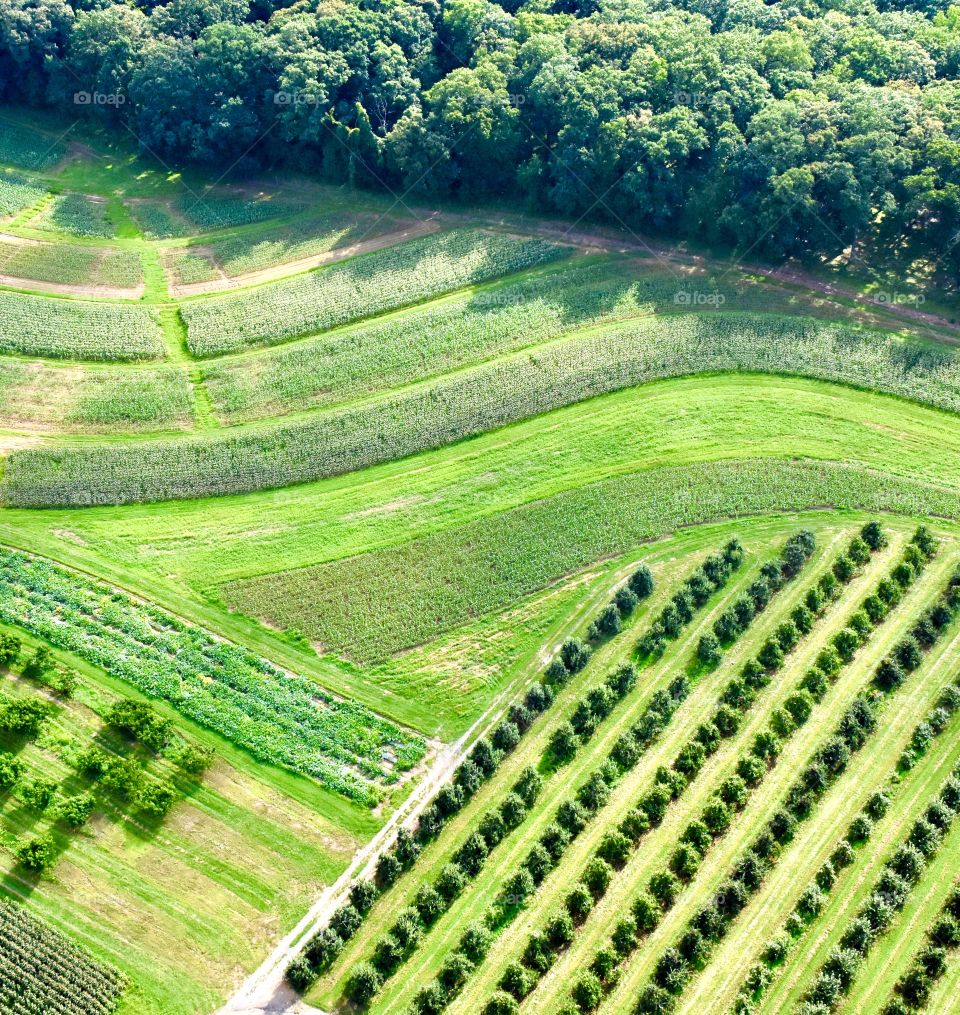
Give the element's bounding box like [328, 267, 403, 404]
[0, 900, 124, 1014]
[890, 878, 960, 1012]
[628, 529, 947, 1013]
[180, 228, 568, 355]
[0, 360, 194, 433]
[11, 305, 960, 504]
[201, 259, 687, 423]
[30, 194, 116, 239]
[0, 548, 425, 804]
[287, 561, 657, 991]
[0, 290, 163, 361]
[732, 677, 960, 1013]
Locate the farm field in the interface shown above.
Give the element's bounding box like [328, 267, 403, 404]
[0, 109, 957, 1015]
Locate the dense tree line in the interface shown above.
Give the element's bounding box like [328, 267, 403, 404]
[1, 0, 958, 275]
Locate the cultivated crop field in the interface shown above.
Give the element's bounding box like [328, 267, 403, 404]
[0, 110, 957, 1015]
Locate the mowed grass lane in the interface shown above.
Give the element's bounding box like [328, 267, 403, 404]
[355, 537, 780, 1014]
[596, 538, 957, 1015]
[310, 536, 766, 1009]
[519, 529, 899, 1015]
[680, 571, 960, 1014]
[5, 376, 960, 593]
[843, 767, 960, 1012]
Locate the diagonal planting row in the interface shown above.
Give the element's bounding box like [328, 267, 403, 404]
[612, 527, 952, 1014]
[390, 529, 845, 1015]
[693, 546, 960, 1015]
[728, 669, 960, 1014]
[286, 554, 659, 993]
[494, 524, 895, 1015]
[886, 877, 960, 1013]
[319, 538, 756, 1010]
[438, 528, 878, 1015]
[799, 754, 960, 1012]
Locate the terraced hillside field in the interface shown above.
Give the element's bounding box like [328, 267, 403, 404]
[0, 114, 958, 1015]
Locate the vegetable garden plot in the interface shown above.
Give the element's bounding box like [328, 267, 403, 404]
[205, 211, 406, 276]
[0, 238, 142, 288]
[176, 194, 307, 230]
[0, 900, 125, 1015]
[12, 308, 960, 504]
[0, 548, 426, 804]
[0, 121, 66, 171]
[0, 174, 45, 218]
[0, 290, 163, 360]
[30, 193, 116, 239]
[180, 229, 569, 355]
[0, 360, 193, 432]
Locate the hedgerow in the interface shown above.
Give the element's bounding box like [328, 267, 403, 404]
[181, 229, 568, 355]
[0, 548, 424, 804]
[0, 290, 163, 361]
[0, 900, 125, 1014]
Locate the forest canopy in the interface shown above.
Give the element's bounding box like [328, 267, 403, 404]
[0, 0, 958, 271]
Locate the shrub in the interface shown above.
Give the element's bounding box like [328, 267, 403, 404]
[628, 566, 654, 599]
[546, 911, 575, 948]
[460, 921, 493, 962]
[484, 992, 519, 1015]
[589, 605, 622, 641]
[698, 632, 721, 666]
[55, 793, 94, 829]
[550, 722, 580, 762]
[346, 961, 382, 1004]
[561, 638, 592, 673]
[572, 971, 604, 1010]
[15, 834, 56, 871]
[0, 633, 20, 668]
[567, 883, 594, 921]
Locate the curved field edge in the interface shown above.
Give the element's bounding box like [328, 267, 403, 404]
[220, 459, 960, 667]
[4, 312, 960, 504]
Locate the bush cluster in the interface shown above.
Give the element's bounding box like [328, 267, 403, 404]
[637, 541, 744, 659]
[703, 531, 816, 665]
